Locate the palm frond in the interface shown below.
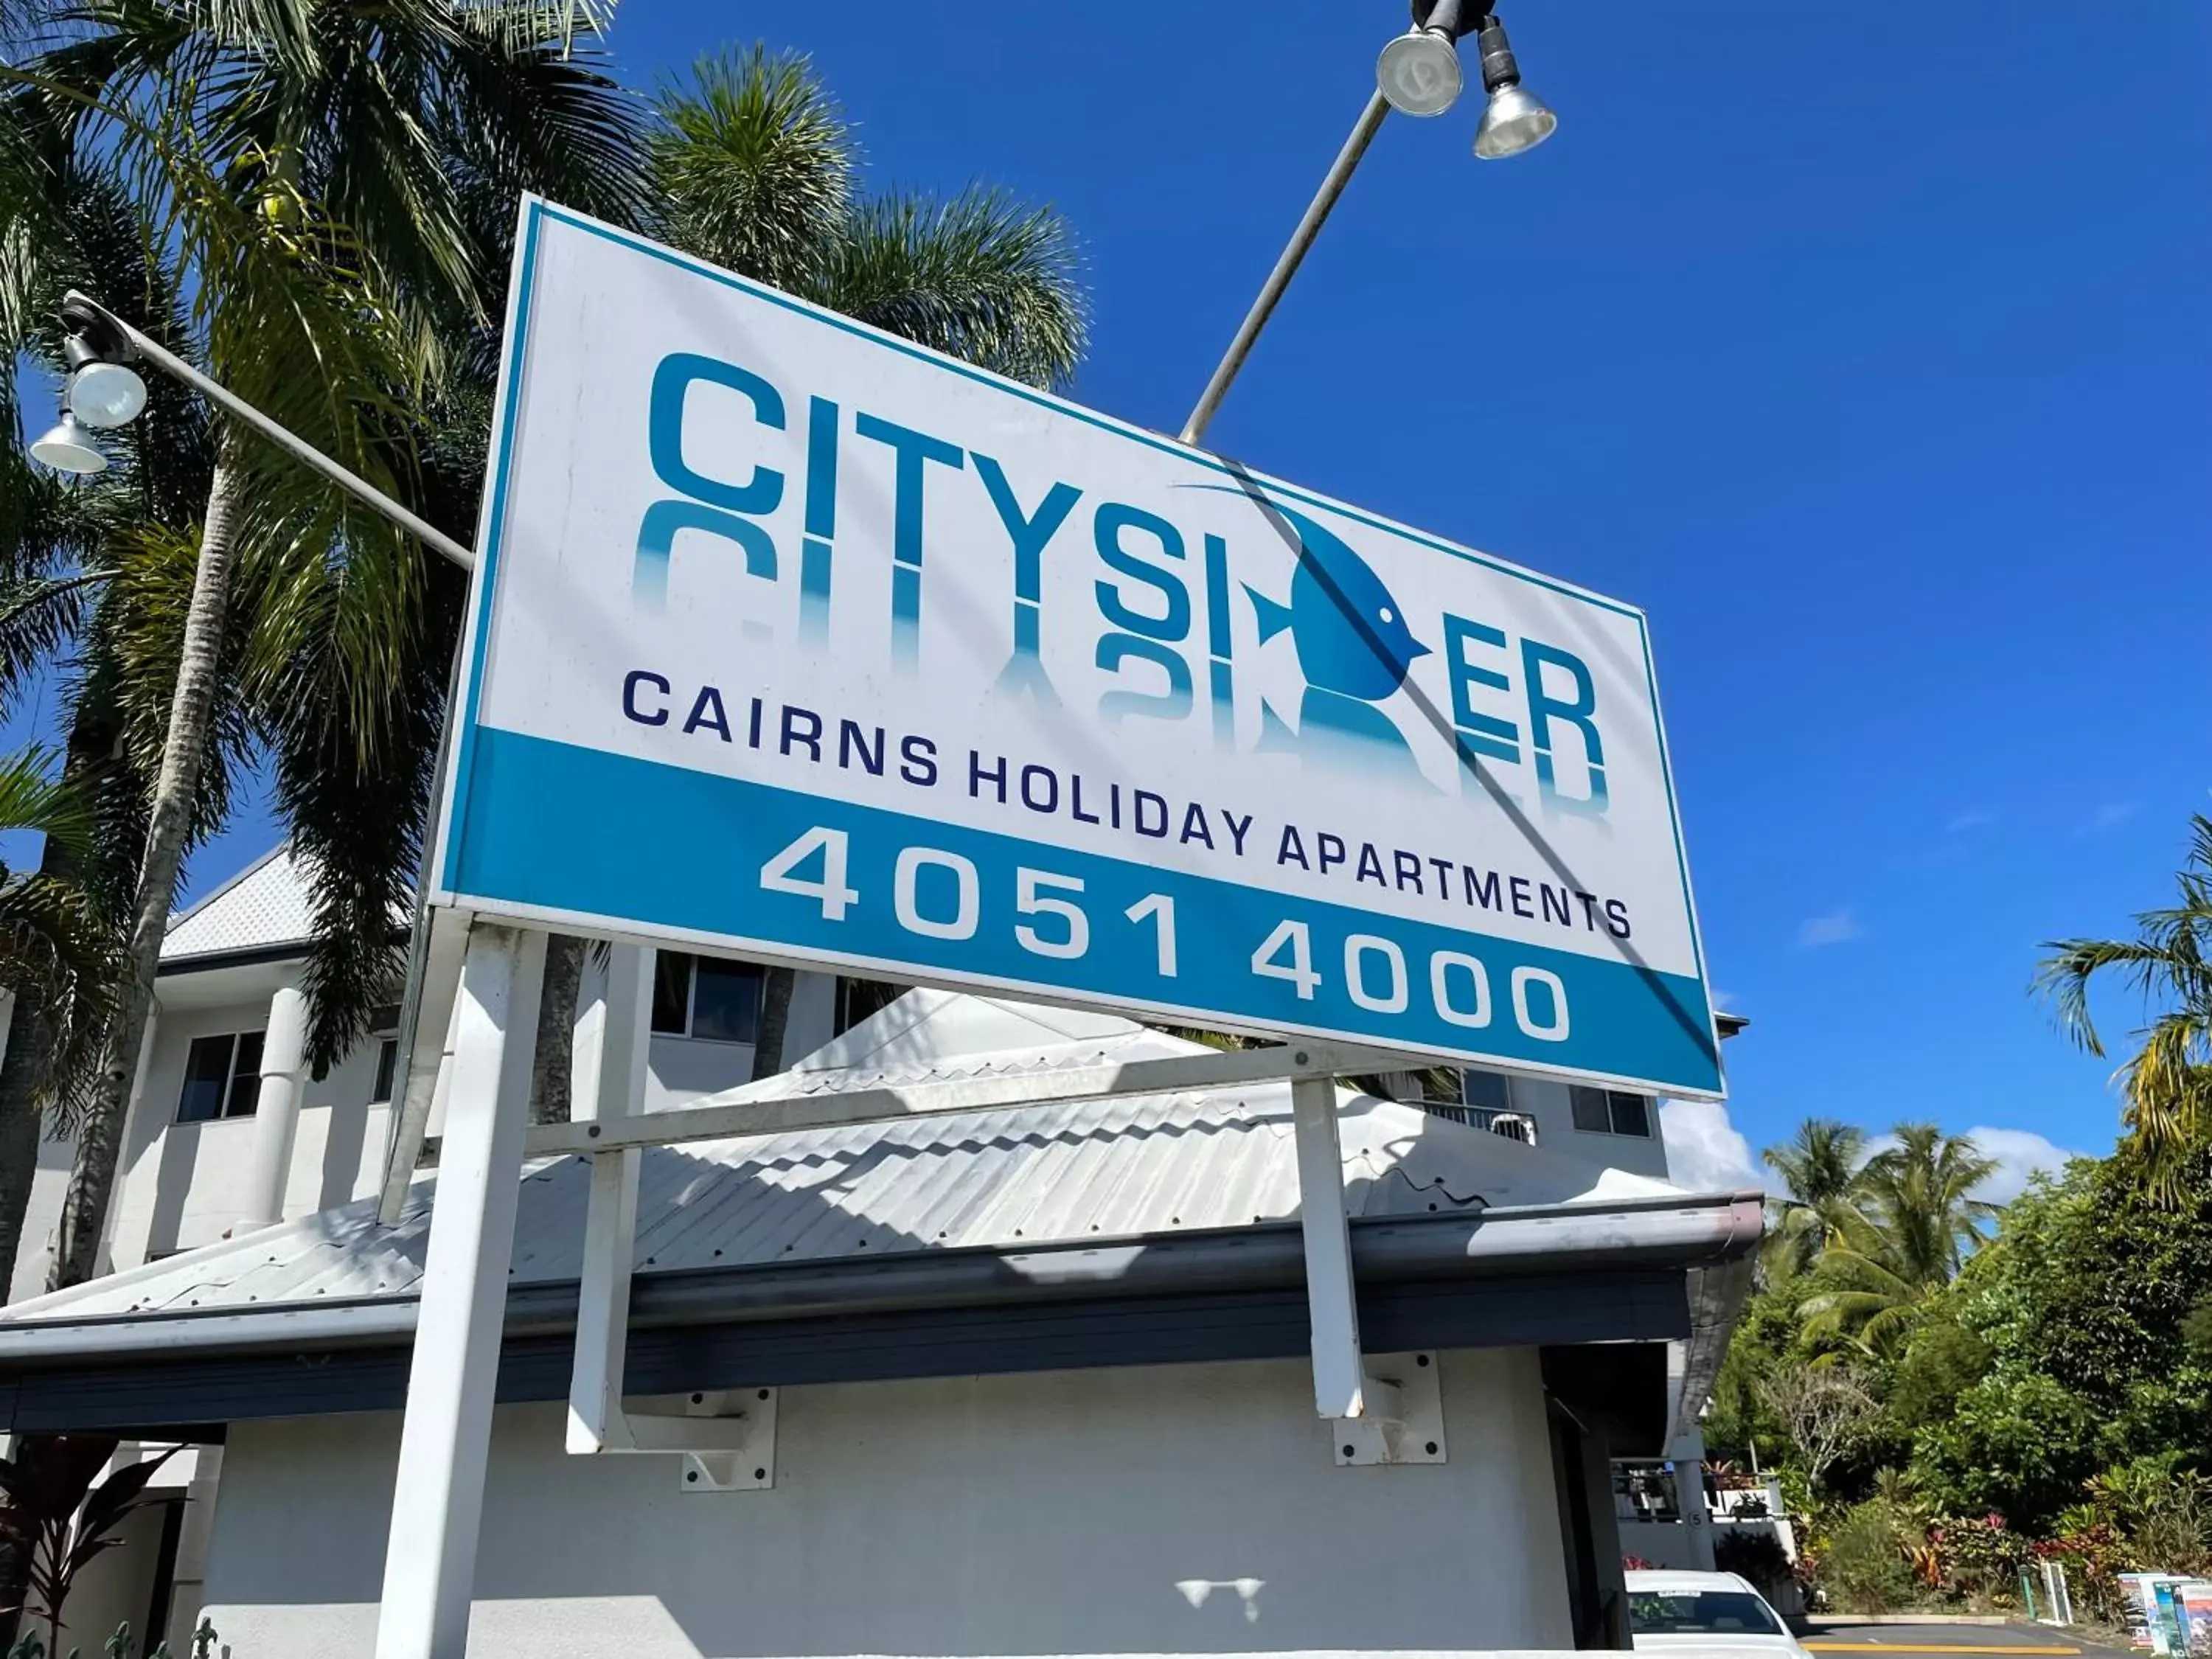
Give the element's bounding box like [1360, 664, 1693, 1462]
[811, 186, 1088, 390]
[0, 863, 117, 1121]
[2032, 814, 2212, 1185]
[0, 747, 94, 849]
[650, 44, 853, 291]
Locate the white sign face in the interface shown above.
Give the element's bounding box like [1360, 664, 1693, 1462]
[434, 199, 1723, 1098]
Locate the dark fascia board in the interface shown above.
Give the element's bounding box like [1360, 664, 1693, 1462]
[0, 1194, 1765, 1367]
[159, 928, 406, 978]
[157, 942, 313, 977]
[0, 1201, 1766, 1433]
[0, 1269, 1694, 1436]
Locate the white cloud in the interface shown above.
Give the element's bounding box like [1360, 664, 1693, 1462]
[2079, 801, 2137, 836]
[1660, 1099, 1767, 1194]
[1945, 810, 1995, 834]
[1963, 1126, 2084, 1204]
[1797, 908, 1863, 948]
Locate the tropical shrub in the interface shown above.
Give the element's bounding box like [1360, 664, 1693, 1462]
[1715, 1528, 1797, 1601]
[1929, 1512, 2031, 1607]
[1819, 1500, 1921, 1613]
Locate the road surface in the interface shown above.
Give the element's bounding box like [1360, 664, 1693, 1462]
[1804, 1621, 2129, 1659]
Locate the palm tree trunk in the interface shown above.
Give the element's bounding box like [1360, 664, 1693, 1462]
[528, 933, 584, 1124]
[749, 966, 795, 1082]
[51, 448, 246, 1292]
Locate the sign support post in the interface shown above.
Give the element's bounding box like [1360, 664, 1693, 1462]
[374, 920, 545, 1659]
[1291, 1072, 1367, 1422]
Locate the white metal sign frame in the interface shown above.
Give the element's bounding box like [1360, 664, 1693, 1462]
[427, 196, 1723, 1103]
[369, 196, 1726, 1659]
[372, 919, 1441, 1658]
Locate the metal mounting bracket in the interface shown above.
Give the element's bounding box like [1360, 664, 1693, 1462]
[562, 948, 781, 1492]
[553, 944, 1424, 1484]
[672, 1390, 777, 1492]
[1331, 1352, 1446, 1467]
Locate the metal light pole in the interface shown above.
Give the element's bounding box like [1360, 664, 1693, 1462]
[44, 292, 476, 571]
[32, 291, 479, 1211]
[1178, 0, 1556, 450]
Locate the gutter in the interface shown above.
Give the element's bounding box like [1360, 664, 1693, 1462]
[1669, 1189, 1767, 1443]
[0, 1192, 1764, 1366]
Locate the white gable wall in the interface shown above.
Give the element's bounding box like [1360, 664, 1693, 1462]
[96, 959, 843, 1275]
[199, 1347, 1571, 1658]
[1506, 1077, 1673, 1184]
[108, 992, 394, 1270]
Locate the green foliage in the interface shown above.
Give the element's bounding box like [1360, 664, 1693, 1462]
[1911, 1141, 2212, 1529]
[0, 750, 116, 1118]
[1763, 1118, 1868, 1280]
[648, 46, 1086, 394]
[4, 1612, 215, 1659]
[1885, 1315, 1991, 1436]
[1714, 1529, 1795, 1600]
[1712, 1064, 2211, 1612]
[1821, 1499, 1921, 1613]
[1800, 1125, 2000, 1358]
[2183, 1295, 2212, 1365]
[2036, 813, 2212, 1191]
[1927, 1512, 2030, 1607]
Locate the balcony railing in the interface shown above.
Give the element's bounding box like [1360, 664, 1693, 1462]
[1417, 1103, 1538, 1144]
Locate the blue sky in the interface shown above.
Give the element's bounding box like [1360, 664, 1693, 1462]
[30, 2, 2208, 1191]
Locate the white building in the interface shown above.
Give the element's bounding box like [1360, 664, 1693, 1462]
[0, 849, 1754, 1658]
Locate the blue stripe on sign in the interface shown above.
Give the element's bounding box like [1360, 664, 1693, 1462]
[453, 727, 1723, 1095]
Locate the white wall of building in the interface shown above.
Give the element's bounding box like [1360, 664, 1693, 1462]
[10, 1121, 76, 1304]
[106, 993, 392, 1271]
[571, 951, 838, 1116]
[1507, 1077, 1673, 1183]
[201, 1348, 1571, 1659]
[94, 959, 841, 1279]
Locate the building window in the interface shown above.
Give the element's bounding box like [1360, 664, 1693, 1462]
[1571, 1085, 1652, 1138]
[1463, 1070, 1511, 1111]
[177, 1032, 264, 1124]
[650, 953, 764, 1044]
[369, 1004, 401, 1105]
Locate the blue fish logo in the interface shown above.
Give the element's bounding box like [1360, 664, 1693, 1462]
[1242, 504, 1431, 700]
[1188, 490, 1431, 784]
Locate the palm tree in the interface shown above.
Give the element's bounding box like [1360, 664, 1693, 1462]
[0, 748, 122, 1294]
[2036, 814, 2212, 1194]
[1761, 1117, 1866, 1279]
[571, 44, 1088, 1086]
[6, 0, 647, 1288]
[1799, 1124, 1998, 1357]
[0, 133, 223, 1298]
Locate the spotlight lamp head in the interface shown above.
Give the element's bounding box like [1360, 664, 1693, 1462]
[1377, 28, 1464, 117]
[28, 411, 110, 476]
[57, 293, 148, 429]
[1470, 11, 1558, 159]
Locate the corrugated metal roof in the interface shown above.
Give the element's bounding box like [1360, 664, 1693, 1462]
[3, 1078, 1678, 1326]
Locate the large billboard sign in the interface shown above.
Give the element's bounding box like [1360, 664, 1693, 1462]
[432, 198, 1724, 1098]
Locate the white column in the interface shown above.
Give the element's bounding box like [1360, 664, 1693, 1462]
[99, 1010, 164, 1275]
[374, 921, 546, 1659]
[239, 984, 309, 1230]
[579, 945, 653, 1125]
[1291, 1073, 1366, 1420]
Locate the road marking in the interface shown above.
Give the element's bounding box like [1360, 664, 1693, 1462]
[1804, 1646, 2081, 1655]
